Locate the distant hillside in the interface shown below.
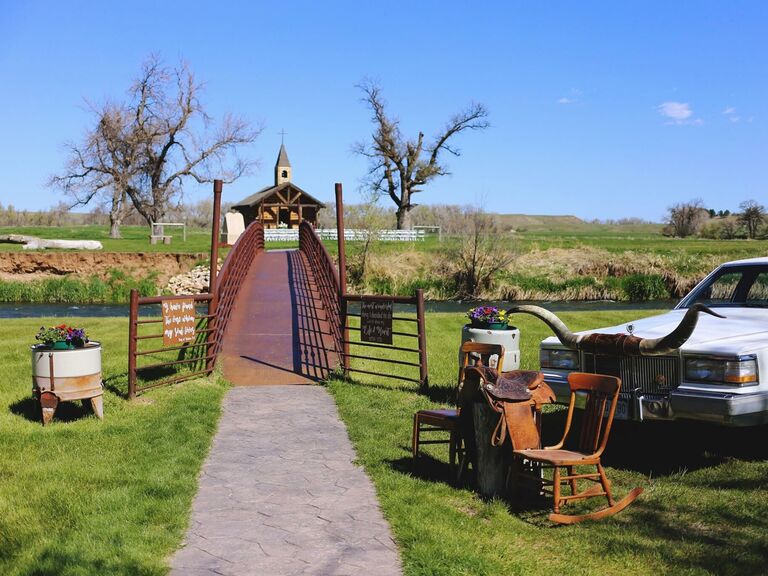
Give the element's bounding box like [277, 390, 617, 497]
[498, 214, 585, 230]
[497, 213, 663, 234]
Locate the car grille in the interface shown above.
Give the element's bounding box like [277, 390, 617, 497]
[581, 353, 680, 396]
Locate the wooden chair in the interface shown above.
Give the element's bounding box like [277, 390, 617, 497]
[412, 342, 504, 478]
[512, 372, 642, 524]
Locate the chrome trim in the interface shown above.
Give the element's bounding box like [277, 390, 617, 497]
[671, 389, 768, 427]
[581, 353, 680, 396]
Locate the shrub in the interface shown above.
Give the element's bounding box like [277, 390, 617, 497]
[621, 274, 669, 301]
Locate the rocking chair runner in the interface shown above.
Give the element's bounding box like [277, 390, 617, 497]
[513, 372, 643, 524]
[412, 342, 504, 477]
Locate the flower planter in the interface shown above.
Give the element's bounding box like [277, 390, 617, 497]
[471, 321, 509, 330]
[51, 340, 74, 350]
[31, 341, 103, 425]
[459, 324, 521, 372]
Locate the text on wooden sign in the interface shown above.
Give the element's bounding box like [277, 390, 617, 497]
[162, 299, 196, 346]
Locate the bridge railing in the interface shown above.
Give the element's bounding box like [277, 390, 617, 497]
[298, 221, 428, 391]
[128, 221, 264, 398]
[299, 221, 343, 360]
[210, 221, 265, 359]
[342, 291, 428, 392]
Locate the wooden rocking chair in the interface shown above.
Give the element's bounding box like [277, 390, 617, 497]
[513, 372, 643, 524]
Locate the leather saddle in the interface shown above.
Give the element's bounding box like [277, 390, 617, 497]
[463, 366, 555, 451]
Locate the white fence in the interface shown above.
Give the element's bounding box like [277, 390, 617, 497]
[263, 228, 426, 242]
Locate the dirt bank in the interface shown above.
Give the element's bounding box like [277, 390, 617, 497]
[0, 252, 206, 285]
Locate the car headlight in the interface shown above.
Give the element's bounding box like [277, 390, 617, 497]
[540, 348, 579, 370]
[684, 356, 758, 386]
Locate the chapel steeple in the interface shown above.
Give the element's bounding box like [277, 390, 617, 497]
[275, 143, 292, 185]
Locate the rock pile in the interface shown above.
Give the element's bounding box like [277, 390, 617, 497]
[165, 262, 221, 295]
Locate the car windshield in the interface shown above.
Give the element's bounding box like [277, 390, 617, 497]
[679, 264, 768, 309]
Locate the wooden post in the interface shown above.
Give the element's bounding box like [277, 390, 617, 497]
[207, 180, 222, 371]
[473, 401, 510, 498]
[335, 183, 350, 374]
[128, 289, 138, 399]
[416, 288, 428, 392]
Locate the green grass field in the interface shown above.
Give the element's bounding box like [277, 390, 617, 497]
[0, 318, 227, 575]
[2, 310, 768, 574]
[329, 310, 768, 575]
[0, 225, 214, 253]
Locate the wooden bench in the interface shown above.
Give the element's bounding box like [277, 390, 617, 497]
[149, 235, 172, 245]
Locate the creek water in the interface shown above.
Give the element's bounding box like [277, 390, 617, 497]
[0, 299, 678, 319]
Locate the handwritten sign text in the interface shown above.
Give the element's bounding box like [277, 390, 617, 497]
[361, 299, 393, 344]
[162, 298, 196, 346]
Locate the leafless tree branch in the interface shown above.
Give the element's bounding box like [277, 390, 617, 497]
[49, 55, 261, 236]
[353, 80, 489, 229]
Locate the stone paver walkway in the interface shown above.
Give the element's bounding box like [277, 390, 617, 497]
[169, 386, 402, 576]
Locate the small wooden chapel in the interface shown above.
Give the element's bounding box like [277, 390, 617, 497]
[231, 144, 325, 229]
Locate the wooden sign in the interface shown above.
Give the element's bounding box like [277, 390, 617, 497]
[162, 298, 196, 346]
[361, 299, 393, 344]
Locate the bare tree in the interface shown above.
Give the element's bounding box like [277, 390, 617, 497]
[737, 199, 766, 239]
[353, 81, 489, 230]
[665, 199, 708, 238]
[51, 55, 260, 236]
[50, 102, 135, 237]
[452, 207, 515, 298]
[346, 198, 392, 286]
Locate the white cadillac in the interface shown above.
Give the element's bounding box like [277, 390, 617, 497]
[520, 257, 768, 426]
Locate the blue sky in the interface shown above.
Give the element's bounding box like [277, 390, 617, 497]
[1, 1, 766, 221]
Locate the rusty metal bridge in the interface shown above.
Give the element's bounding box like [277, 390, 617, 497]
[128, 184, 427, 396]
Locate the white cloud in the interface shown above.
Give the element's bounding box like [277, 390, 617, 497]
[557, 88, 582, 105]
[722, 106, 741, 123]
[657, 101, 700, 125]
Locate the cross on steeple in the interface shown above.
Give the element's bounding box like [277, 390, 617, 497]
[278, 129, 287, 144]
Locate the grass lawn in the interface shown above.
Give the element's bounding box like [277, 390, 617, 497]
[2, 310, 768, 574]
[0, 317, 227, 575]
[328, 310, 768, 575]
[0, 225, 214, 254]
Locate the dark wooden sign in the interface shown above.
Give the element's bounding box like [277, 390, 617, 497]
[361, 299, 393, 344]
[162, 298, 196, 346]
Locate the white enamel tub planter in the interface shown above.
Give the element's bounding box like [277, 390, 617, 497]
[31, 341, 103, 425]
[460, 324, 521, 371]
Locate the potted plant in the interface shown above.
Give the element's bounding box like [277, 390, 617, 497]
[461, 306, 521, 371]
[35, 324, 89, 349]
[467, 306, 509, 330]
[31, 325, 103, 425]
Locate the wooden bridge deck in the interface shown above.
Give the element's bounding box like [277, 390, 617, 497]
[219, 250, 339, 386]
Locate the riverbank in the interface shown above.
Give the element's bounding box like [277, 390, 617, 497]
[2, 224, 765, 304]
[346, 243, 744, 301]
[0, 298, 677, 319]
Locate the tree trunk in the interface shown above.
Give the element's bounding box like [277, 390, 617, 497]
[108, 190, 124, 239]
[396, 207, 412, 230]
[109, 218, 121, 239]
